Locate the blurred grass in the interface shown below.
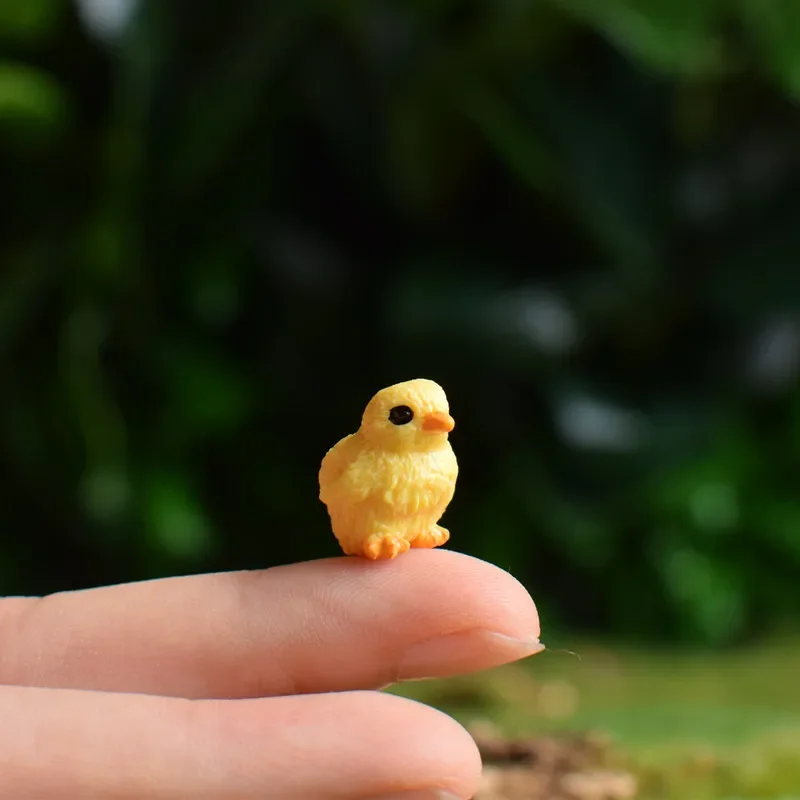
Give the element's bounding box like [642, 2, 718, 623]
[392, 638, 800, 798]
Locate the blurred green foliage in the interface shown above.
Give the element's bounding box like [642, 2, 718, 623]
[398, 640, 800, 798]
[1, 0, 800, 645]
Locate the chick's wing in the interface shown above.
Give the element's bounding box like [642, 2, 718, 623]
[319, 434, 373, 505]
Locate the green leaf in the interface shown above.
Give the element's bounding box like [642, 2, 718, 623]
[0, 0, 63, 43]
[82, 465, 132, 524]
[143, 470, 215, 560]
[162, 3, 313, 197]
[654, 538, 746, 643]
[546, 0, 726, 75]
[518, 73, 667, 266]
[0, 61, 69, 145]
[739, 0, 800, 96]
[757, 500, 800, 559]
[457, 79, 558, 199]
[161, 345, 253, 441]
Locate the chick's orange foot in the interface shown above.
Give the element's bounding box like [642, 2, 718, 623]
[361, 532, 411, 560]
[411, 525, 450, 550]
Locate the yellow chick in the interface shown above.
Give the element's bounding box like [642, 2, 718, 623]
[319, 378, 458, 560]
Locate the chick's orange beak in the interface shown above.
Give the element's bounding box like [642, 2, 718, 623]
[422, 411, 455, 433]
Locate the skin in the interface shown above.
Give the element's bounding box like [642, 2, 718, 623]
[0, 549, 542, 799]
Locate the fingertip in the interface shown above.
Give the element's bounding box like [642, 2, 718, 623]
[357, 692, 483, 799]
[379, 549, 541, 641]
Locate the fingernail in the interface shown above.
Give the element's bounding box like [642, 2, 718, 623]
[398, 629, 545, 681]
[371, 791, 462, 799]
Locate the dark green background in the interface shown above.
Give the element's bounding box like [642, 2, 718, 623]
[2, 0, 799, 645]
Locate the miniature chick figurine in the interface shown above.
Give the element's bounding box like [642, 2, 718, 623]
[319, 378, 458, 560]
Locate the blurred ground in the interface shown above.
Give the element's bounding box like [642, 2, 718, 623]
[393, 638, 800, 799]
[472, 727, 637, 800]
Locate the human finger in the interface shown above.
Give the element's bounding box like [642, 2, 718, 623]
[0, 550, 542, 698]
[0, 685, 479, 799]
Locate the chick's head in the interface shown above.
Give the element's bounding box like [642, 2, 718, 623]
[360, 378, 454, 452]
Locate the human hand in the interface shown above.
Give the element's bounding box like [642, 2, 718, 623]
[0, 550, 542, 799]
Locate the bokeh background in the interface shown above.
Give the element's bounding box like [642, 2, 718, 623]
[0, 0, 800, 800]
[4, 0, 800, 642]
[3, 1, 800, 793]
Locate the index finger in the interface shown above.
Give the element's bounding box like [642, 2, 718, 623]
[0, 550, 542, 698]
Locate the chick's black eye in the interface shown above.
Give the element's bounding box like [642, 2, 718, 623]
[388, 405, 414, 425]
